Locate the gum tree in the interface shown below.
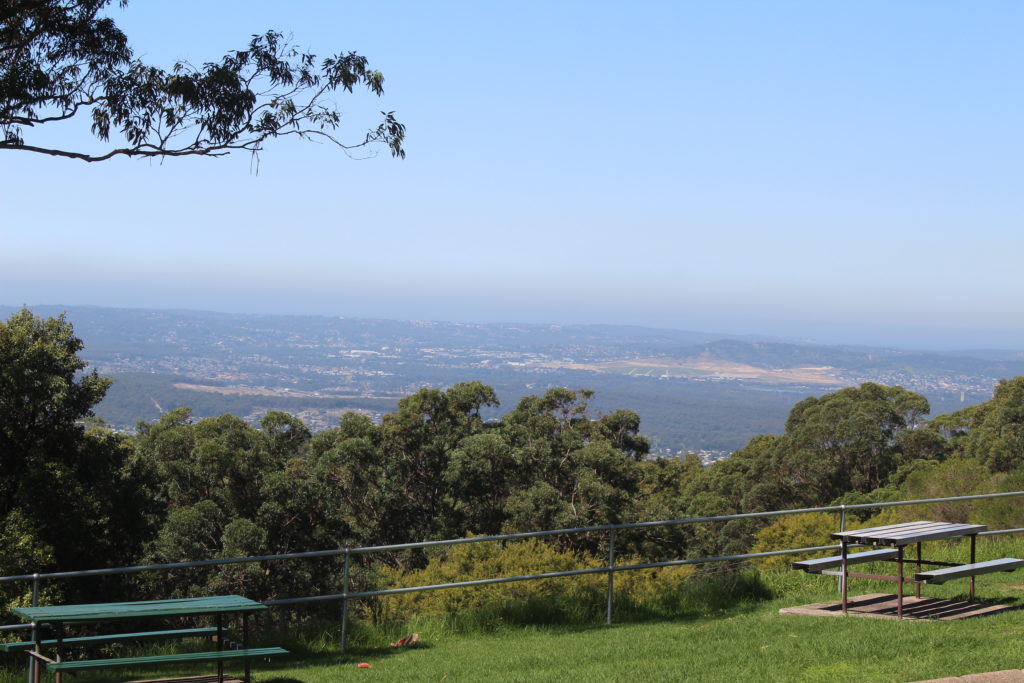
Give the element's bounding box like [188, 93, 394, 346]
[0, 308, 152, 581]
[1, 0, 405, 162]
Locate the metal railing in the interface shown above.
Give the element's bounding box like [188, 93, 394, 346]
[3, 490, 1023, 662]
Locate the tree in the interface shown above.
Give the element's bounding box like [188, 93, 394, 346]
[135, 408, 331, 601]
[677, 383, 942, 560]
[1, 0, 405, 162]
[309, 382, 501, 556]
[0, 308, 152, 575]
[778, 383, 933, 502]
[0, 308, 109, 485]
[953, 377, 1024, 472]
[499, 389, 649, 545]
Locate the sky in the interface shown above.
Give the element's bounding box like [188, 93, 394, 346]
[2, 1, 1023, 350]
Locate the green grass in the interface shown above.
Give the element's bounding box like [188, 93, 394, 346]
[4, 537, 1024, 682]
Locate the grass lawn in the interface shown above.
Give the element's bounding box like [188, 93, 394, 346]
[4, 537, 1024, 682]
[260, 576, 1024, 682]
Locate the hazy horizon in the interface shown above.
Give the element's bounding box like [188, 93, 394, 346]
[3, 2, 1022, 352]
[4, 301, 1022, 355]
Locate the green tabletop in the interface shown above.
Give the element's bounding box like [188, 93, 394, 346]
[13, 595, 265, 623]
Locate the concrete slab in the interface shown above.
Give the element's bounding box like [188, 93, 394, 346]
[913, 671, 1024, 682]
[779, 592, 1018, 621]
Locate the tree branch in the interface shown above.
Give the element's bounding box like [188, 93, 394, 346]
[2, 6, 404, 164]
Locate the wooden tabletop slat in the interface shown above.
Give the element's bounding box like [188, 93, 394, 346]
[831, 521, 986, 546]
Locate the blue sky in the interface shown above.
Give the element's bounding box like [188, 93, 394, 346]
[2, 1, 1022, 350]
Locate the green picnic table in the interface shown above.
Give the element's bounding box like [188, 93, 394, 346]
[13, 595, 287, 683]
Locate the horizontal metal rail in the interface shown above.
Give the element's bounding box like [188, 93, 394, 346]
[2, 489, 1023, 659]
[0, 548, 349, 583]
[263, 544, 841, 605]
[263, 527, 1024, 605]
[4, 491, 1021, 585]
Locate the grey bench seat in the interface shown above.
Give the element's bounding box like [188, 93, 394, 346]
[0, 627, 219, 653]
[914, 558, 1024, 584]
[793, 548, 899, 573]
[45, 646, 289, 673]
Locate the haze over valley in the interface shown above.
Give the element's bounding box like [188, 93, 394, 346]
[8, 305, 1020, 456]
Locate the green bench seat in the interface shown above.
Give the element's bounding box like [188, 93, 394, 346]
[45, 646, 289, 673]
[914, 558, 1024, 584]
[0, 627, 219, 653]
[793, 548, 899, 573]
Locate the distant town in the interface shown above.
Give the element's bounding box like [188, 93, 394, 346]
[6, 305, 1020, 455]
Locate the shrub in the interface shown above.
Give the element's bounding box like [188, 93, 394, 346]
[750, 512, 837, 569]
[366, 537, 768, 630]
[370, 538, 604, 626]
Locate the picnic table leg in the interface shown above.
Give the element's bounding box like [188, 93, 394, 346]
[840, 539, 848, 614]
[897, 545, 904, 619]
[915, 542, 922, 599]
[54, 623, 64, 683]
[31, 623, 40, 683]
[243, 613, 251, 683]
[970, 534, 977, 601]
[217, 614, 224, 683]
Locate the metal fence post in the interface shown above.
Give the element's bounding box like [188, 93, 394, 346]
[28, 573, 39, 683]
[340, 550, 350, 656]
[606, 530, 616, 625]
[838, 506, 847, 595]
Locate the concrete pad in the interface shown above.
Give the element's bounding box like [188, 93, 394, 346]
[779, 592, 1018, 621]
[913, 671, 1024, 682]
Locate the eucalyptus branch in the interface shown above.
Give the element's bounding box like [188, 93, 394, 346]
[2, 1, 404, 163]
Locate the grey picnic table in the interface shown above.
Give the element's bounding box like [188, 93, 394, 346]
[13, 595, 286, 683]
[826, 520, 1024, 618]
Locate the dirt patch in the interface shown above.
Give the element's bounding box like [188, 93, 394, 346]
[542, 357, 844, 386]
[174, 383, 283, 397]
[172, 383, 398, 400]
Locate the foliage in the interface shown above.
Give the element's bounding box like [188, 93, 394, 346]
[618, 453, 702, 560]
[498, 390, 650, 543]
[858, 458, 1024, 531]
[369, 538, 756, 629]
[0, 308, 110, 480]
[898, 458, 994, 523]
[953, 377, 1024, 472]
[0, 308, 150, 579]
[779, 383, 934, 502]
[372, 539, 605, 626]
[307, 382, 500, 560]
[750, 512, 837, 569]
[0, 509, 61, 637]
[308, 384, 656, 559]
[132, 408, 340, 603]
[1, 0, 404, 162]
[678, 383, 959, 559]
[972, 472, 1024, 530]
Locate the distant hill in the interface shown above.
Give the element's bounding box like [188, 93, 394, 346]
[2, 304, 1017, 452]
